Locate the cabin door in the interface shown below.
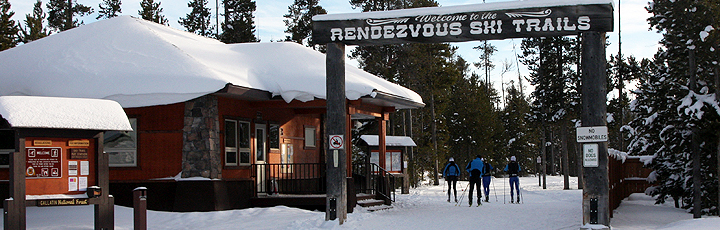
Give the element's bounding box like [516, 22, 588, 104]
[255, 124, 267, 193]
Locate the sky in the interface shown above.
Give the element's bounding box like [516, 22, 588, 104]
[8, 0, 663, 100]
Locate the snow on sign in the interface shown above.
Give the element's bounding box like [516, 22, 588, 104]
[329, 135, 344, 150]
[576, 126, 608, 143]
[312, 0, 614, 45]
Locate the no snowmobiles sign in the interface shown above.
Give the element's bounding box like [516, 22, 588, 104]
[312, 0, 613, 45]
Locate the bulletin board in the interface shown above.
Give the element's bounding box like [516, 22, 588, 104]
[24, 137, 96, 196]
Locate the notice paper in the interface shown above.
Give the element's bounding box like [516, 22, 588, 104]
[68, 177, 78, 191]
[80, 161, 89, 175]
[79, 177, 87, 191]
[68, 161, 78, 176]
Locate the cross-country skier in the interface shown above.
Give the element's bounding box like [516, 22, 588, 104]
[465, 155, 484, 206]
[442, 157, 460, 202]
[481, 158, 493, 202]
[504, 156, 522, 203]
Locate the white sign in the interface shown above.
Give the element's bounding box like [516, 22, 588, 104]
[576, 126, 608, 143]
[329, 135, 344, 150]
[583, 143, 599, 167]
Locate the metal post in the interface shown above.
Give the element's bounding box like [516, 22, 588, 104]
[325, 42, 347, 224]
[581, 31, 610, 228]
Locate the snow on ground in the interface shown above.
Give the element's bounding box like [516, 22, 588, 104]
[3, 176, 718, 229]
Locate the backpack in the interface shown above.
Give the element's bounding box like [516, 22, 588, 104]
[507, 162, 519, 177]
[483, 162, 491, 176]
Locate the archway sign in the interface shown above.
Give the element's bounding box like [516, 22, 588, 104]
[313, 0, 613, 227]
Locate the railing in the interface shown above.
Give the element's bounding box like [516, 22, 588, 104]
[252, 163, 326, 195]
[352, 163, 395, 203]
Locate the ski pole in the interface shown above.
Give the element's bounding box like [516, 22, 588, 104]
[519, 183, 524, 204]
[491, 176, 498, 202]
[503, 176, 506, 204]
[456, 182, 469, 206]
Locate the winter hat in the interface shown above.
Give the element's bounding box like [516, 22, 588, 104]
[449, 157, 454, 162]
[510, 156, 516, 161]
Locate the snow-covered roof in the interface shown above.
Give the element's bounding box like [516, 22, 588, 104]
[0, 96, 133, 131]
[360, 135, 417, 147]
[313, 0, 613, 21]
[0, 16, 423, 109]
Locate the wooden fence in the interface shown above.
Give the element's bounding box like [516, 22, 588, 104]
[608, 153, 654, 217]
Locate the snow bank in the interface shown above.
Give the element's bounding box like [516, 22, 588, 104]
[0, 96, 132, 131]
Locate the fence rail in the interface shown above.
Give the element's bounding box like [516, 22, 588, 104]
[352, 163, 395, 203]
[252, 163, 326, 195]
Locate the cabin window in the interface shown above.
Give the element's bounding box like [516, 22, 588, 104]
[304, 126, 316, 148]
[0, 149, 9, 168]
[225, 120, 251, 166]
[106, 118, 137, 167]
[269, 124, 280, 150]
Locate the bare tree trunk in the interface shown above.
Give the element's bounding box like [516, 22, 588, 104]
[689, 50, 701, 219]
[562, 121, 570, 190]
[431, 93, 439, 186]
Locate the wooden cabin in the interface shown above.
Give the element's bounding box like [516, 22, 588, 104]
[0, 16, 424, 211]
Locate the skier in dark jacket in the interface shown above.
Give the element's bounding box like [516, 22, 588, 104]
[442, 157, 460, 202]
[481, 158, 493, 202]
[504, 156, 522, 203]
[465, 155, 484, 206]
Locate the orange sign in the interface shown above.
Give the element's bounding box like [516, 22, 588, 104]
[33, 140, 52, 146]
[68, 140, 90, 147]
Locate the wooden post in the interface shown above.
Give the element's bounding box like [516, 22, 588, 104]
[581, 31, 610, 228]
[325, 42, 347, 224]
[378, 116, 387, 169]
[5, 137, 26, 230]
[133, 187, 148, 230]
[94, 132, 114, 230]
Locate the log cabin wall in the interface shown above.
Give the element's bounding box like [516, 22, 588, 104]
[217, 96, 323, 179]
[111, 102, 185, 181]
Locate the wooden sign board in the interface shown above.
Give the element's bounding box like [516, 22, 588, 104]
[313, 0, 613, 45]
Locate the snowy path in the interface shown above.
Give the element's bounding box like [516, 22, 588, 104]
[341, 177, 583, 230]
[5, 176, 719, 229]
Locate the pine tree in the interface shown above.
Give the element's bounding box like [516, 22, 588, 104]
[220, 0, 258, 43]
[0, 0, 19, 51]
[47, 0, 93, 31]
[138, 0, 168, 25]
[521, 36, 580, 176]
[632, 0, 720, 215]
[179, 0, 215, 37]
[501, 82, 538, 174]
[97, 0, 121, 20]
[20, 0, 49, 43]
[283, 0, 326, 50]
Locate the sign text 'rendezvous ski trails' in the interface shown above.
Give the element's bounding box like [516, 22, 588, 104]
[313, 3, 613, 45]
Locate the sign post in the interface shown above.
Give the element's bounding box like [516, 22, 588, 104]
[325, 43, 347, 224]
[580, 31, 610, 228]
[313, 0, 614, 225]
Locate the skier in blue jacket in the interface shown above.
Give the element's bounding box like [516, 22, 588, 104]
[465, 155, 484, 206]
[442, 157, 460, 202]
[504, 156, 522, 203]
[481, 158, 493, 202]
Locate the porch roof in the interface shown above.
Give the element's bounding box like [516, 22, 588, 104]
[359, 135, 417, 147]
[0, 16, 424, 109]
[0, 96, 132, 131]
